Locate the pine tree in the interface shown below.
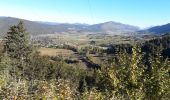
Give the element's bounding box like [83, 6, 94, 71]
[4, 21, 32, 79]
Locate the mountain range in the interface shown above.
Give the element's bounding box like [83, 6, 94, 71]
[144, 23, 170, 34]
[0, 17, 139, 35]
[0, 17, 170, 36]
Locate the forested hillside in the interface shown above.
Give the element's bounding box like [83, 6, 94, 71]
[0, 22, 169, 99]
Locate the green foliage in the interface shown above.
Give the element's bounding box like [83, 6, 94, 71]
[108, 46, 145, 99]
[144, 55, 170, 99]
[81, 88, 106, 100]
[107, 46, 170, 100]
[4, 21, 32, 60]
[0, 80, 29, 100]
[0, 22, 169, 99]
[3, 21, 32, 80]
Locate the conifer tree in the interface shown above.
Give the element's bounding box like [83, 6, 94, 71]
[4, 21, 32, 79]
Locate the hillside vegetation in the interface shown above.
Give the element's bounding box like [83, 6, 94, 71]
[0, 21, 169, 100]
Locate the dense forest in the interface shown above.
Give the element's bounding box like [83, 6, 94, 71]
[0, 22, 169, 100]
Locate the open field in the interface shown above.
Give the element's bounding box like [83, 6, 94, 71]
[38, 47, 74, 57]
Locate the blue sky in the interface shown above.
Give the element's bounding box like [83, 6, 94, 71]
[0, 0, 170, 28]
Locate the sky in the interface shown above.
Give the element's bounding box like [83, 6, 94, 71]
[0, 0, 170, 28]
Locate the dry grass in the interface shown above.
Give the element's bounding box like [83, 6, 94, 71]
[38, 47, 74, 57]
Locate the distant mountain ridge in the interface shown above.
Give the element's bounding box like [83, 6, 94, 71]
[142, 23, 170, 34]
[86, 21, 139, 34]
[138, 23, 170, 35]
[0, 17, 139, 35]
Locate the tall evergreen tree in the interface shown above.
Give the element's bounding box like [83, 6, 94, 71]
[4, 21, 32, 79]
